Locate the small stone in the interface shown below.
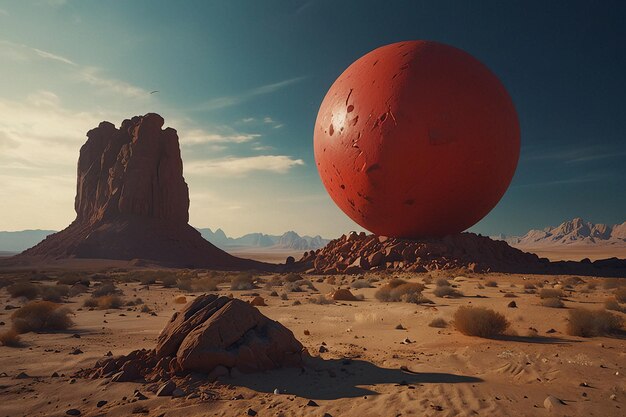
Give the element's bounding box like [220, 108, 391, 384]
[403, 338, 412, 344]
[273, 388, 280, 395]
[507, 301, 517, 308]
[51, 372, 59, 378]
[546, 328, 556, 334]
[15, 372, 29, 379]
[72, 334, 81, 338]
[544, 395, 565, 410]
[70, 348, 83, 355]
[96, 400, 107, 408]
[610, 394, 617, 401]
[307, 400, 319, 407]
[133, 390, 148, 400]
[323, 414, 333, 417]
[395, 324, 405, 330]
[65, 409, 81, 416]
[105, 351, 113, 356]
[247, 408, 257, 416]
[172, 388, 185, 397]
[319, 345, 328, 353]
[303, 329, 310, 335]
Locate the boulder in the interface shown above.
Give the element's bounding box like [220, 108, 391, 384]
[327, 289, 358, 301]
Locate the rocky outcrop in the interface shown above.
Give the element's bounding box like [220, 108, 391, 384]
[291, 232, 626, 277]
[17, 114, 271, 269]
[84, 295, 305, 382]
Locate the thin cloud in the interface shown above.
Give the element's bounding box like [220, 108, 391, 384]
[513, 173, 609, 188]
[273, 124, 284, 129]
[525, 144, 624, 164]
[241, 117, 256, 123]
[78, 67, 149, 98]
[186, 155, 304, 176]
[263, 117, 275, 124]
[195, 76, 305, 111]
[181, 129, 261, 145]
[32, 48, 76, 66]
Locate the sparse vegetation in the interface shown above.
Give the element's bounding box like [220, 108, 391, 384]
[283, 273, 302, 283]
[433, 285, 463, 298]
[174, 295, 187, 304]
[604, 298, 623, 312]
[375, 279, 426, 303]
[308, 295, 334, 305]
[453, 306, 509, 338]
[230, 272, 255, 290]
[84, 295, 124, 309]
[7, 282, 40, 299]
[614, 287, 626, 304]
[435, 278, 450, 287]
[485, 280, 498, 287]
[541, 297, 565, 308]
[539, 288, 563, 299]
[566, 308, 623, 337]
[503, 293, 517, 298]
[602, 278, 624, 290]
[40, 285, 70, 302]
[10, 301, 73, 333]
[351, 279, 372, 289]
[92, 282, 120, 297]
[0, 329, 22, 347]
[523, 283, 536, 290]
[429, 318, 447, 328]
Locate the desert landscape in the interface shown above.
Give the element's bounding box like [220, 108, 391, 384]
[1, 2, 625, 417]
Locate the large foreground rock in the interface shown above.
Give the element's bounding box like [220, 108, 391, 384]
[16, 113, 271, 270]
[85, 295, 305, 382]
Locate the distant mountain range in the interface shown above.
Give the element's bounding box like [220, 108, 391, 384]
[197, 228, 330, 251]
[0, 228, 329, 253]
[493, 218, 626, 247]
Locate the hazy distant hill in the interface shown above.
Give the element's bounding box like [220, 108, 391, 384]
[0, 230, 57, 252]
[493, 218, 626, 247]
[197, 228, 330, 251]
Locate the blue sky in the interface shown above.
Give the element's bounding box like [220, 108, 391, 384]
[0, 0, 624, 238]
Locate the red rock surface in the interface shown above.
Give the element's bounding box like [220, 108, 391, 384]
[18, 114, 270, 269]
[84, 295, 305, 382]
[292, 232, 626, 277]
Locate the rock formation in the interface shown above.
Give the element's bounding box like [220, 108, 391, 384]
[291, 232, 626, 277]
[18, 113, 270, 269]
[84, 295, 305, 382]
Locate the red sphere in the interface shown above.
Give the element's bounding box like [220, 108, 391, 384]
[314, 40, 520, 238]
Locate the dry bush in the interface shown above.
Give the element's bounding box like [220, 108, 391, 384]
[41, 285, 69, 302]
[285, 279, 317, 292]
[325, 276, 336, 285]
[586, 282, 597, 290]
[56, 273, 90, 286]
[453, 306, 509, 338]
[541, 297, 564, 308]
[566, 308, 623, 337]
[433, 285, 463, 298]
[161, 275, 178, 288]
[174, 295, 187, 304]
[68, 283, 89, 297]
[523, 283, 536, 290]
[485, 280, 498, 287]
[92, 282, 120, 297]
[11, 301, 73, 333]
[230, 272, 255, 290]
[602, 278, 624, 290]
[401, 292, 433, 304]
[192, 277, 222, 292]
[564, 276, 585, 286]
[503, 293, 517, 298]
[96, 295, 124, 309]
[435, 278, 450, 287]
[308, 295, 334, 305]
[351, 279, 372, 289]
[429, 318, 447, 328]
[280, 293, 288, 300]
[284, 273, 302, 283]
[126, 297, 144, 306]
[0, 329, 22, 347]
[140, 305, 152, 313]
[7, 282, 40, 299]
[476, 284, 485, 289]
[422, 275, 433, 285]
[375, 281, 425, 303]
[535, 281, 545, 288]
[614, 287, 626, 304]
[604, 298, 623, 312]
[539, 288, 564, 299]
[176, 279, 193, 292]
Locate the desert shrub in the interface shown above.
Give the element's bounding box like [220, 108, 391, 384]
[602, 278, 625, 290]
[140, 304, 152, 313]
[586, 282, 597, 290]
[539, 288, 563, 299]
[325, 276, 336, 285]
[566, 308, 623, 337]
[230, 272, 255, 290]
[541, 297, 564, 308]
[429, 318, 447, 328]
[40, 285, 69, 302]
[192, 277, 222, 292]
[375, 281, 425, 303]
[176, 279, 193, 292]
[296, 279, 317, 291]
[351, 279, 372, 289]
[126, 297, 144, 306]
[92, 282, 120, 297]
[11, 301, 73, 333]
[523, 283, 536, 290]
[284, 273, 302, 283]
[401, 292, 433, 304]
[96, 295, 124, 309]
[56, 273, 90, 286]
[280, 293, 288, 300]
[485, 280, 498, 288]
[453, 306, 509, 338]
[0, 329, 22, 347]
[433, 285, 463, 298]
[614, 287, 626, 304]
[564, 276, 585, 286]
[139, 275, 156, 285]
[476, 284, 485, 289]
[7, 282, 40, 299]
[535, 281, 545, 288]
[68, 283, 89, 297]
[161, 275, 177, 288]
[309, 295, 334, 305]
[604, 298, 623, 312]
[435, 278, 450, 287]
[83, 298, 98, 308]
[503, 293, 517, 298]
[174, 295, 187, 304]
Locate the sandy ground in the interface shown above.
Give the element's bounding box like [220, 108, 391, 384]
[513, 245, 626, 262]
[0, 270, 624, 417]
[225, 248, 304, 264]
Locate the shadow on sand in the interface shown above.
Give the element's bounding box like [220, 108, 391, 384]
[224, 357, 482, 400]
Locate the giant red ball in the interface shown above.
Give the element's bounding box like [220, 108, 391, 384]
[314, 40, 520, 238]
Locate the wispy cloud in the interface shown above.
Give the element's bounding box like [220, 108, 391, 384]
[181, 129, 261, 145]
[78, 67, 149, 98]
[186, 155, 304, 176]
[524, 144, 625, 164]
[513, 173, 610, 188]
[195, 76, 305, 111]
[32, 48, 76, 65]
[263, 117, 275, 124]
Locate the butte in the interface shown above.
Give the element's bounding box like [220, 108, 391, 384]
[16, 113, 274, 270]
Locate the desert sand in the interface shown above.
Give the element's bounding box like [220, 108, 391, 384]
[1, 266, 624, 417]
